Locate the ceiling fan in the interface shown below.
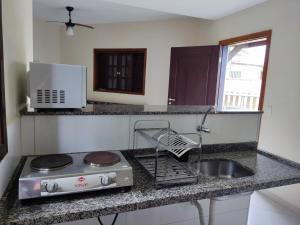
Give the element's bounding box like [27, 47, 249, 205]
[47, 6, 94, 36]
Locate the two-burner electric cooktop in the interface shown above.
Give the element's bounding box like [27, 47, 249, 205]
[19, 151, 133, 200]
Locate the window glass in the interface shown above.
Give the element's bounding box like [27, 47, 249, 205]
[220, 40, 267, 111]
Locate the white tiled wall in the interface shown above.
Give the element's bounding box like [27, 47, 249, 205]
[20, 116, 35, 156]
[21, 113, 261, 155]
[197, 114, 261, 144]
[29, 115, 131, 155]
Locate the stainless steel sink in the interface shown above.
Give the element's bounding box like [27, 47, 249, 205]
[199, 159, 254, 179]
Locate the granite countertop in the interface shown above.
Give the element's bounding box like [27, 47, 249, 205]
[2, 146, 300, 225]
[21, 103, 263, 116]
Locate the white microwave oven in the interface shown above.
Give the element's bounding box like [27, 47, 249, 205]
[29, 62, 87, 109]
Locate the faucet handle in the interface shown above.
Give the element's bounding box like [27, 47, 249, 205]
[197, 126, 211, 133]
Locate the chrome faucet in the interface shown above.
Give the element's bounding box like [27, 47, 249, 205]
[189, 106, 214, 178]
[197, 106, 214, 134]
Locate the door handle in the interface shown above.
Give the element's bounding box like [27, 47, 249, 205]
[168, 98, 175, 105]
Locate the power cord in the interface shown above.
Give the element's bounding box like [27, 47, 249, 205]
[97, 213, 119, 225]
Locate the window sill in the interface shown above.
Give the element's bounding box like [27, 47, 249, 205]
[93, 88, 145, 96]
[217, 110, 263, 114]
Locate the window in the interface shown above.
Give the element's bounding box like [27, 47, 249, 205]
[0, 0, 7, 161]
[93, 48, 147, 95]
[218, 30, 272, 111]
[229, 71, 242, 79]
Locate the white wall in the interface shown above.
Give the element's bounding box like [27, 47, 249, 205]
[0, 0, 33, 196]
[33, 20, 61, 63]
[248, 191, 300, 225]
[33, 18, 211, 105]
[206, 0, 300, 212]
[21, 113, 260, 155]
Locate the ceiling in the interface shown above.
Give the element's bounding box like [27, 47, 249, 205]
[106, 0, 268, 20]
[33, 0, 182, 24]
[33, 0, 268, 24]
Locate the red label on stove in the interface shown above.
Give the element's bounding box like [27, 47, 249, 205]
[74, 176, 88, 188]
[78, 176, 85, 183]
[75, 182, 88, 188]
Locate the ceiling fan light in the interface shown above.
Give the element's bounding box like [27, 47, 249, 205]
[66, 26, 74, 36]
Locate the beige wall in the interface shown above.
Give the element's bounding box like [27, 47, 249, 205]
[208, 0, 300, 212]
[59, 18, 211, 105]
[33, 20, 61, 63]
[0, 0, 33, 196]
[4, 0, 33, 124]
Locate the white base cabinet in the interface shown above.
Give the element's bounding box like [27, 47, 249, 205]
[208, 193, 252, 225]
[56, 200, 209, 225]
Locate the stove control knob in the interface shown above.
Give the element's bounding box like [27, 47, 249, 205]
[101, 175, 112, 186]
[45, 182, 58, 193]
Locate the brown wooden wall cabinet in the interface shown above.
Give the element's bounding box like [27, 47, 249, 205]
[94, 48, 146, 95]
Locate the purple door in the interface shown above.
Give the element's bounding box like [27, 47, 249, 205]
[168, 46, 220, 105]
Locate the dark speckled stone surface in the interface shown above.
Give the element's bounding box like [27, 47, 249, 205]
[21, 104, 263, 116]
[2, 146, 300, 225]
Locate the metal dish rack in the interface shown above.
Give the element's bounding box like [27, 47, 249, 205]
[133, 120, 201, 187]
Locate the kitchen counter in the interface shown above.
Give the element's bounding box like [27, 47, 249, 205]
[21, 103, 263, 116]
[2, 145, 300, 225]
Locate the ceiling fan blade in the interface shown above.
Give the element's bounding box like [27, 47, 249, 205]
[46, 21, 66, 24]
[74, 23, 94, 29]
